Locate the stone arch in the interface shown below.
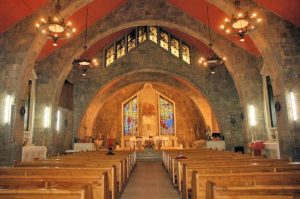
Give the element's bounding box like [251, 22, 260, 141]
[207, 0, 297, 159]
[78, 69, 220, 140]
[35, 0, 264, 154]
[52, 19, 250, 118]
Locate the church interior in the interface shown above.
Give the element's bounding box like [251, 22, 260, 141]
[0, 0, 300, 198]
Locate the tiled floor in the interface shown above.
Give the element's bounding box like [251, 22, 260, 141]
[121, 161, 180, 199]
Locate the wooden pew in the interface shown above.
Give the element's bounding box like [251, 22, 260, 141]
[0, 167, 116, 199]
[191, 172, 300, 199]
[182, 163, 300, 199]
[174, 157, 288, 188]
[13, 150, 136, 199]
[0, 172, 109, 199]
[16, 159, 124, 194]
[0, 189, 87, 199]
[207, 184, 300, 199]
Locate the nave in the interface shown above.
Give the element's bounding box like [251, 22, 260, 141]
[1, 148, 300, 198]
[121, 161, 179, 199]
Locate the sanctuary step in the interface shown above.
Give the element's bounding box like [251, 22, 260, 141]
[136, 150, 161, 161]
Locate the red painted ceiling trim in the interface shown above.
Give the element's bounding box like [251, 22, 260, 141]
[167, 0, 260, 56]
[254, 0, 300, 26]
[37, 0, 126, 61]
[0, 0, 48, 33]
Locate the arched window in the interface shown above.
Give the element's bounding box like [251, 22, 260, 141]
[159, 96, 175, 135]
[123, 96, 138, 136]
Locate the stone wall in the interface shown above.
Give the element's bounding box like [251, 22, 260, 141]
[73, 40, 244, 151]
[92, 83, 206, 146]
[2, 0, 300, 164]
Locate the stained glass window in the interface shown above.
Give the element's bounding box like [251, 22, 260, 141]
[149, 26, 158, 44]
[182, 42, 191, 64]
[159, 96, 175, 135]
[104, 26, 192, 67]
[105, 45, 115, 67]
[170, 36, 179, 57]
[160, 30, 169, 50]
[138, 26, 147, 44]
[123, 96, 138, 136]
[127, 29, 136, 52]
[116, 37, 126, 59]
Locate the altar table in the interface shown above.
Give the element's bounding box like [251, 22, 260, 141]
[74, 143, 96, 151]
[22, 146, 47, 162]
[206, 140, 225, 151]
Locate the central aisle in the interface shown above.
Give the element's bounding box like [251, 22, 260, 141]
[121, 161, 180, 199]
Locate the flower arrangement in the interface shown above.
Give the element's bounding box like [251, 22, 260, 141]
[143, 140, 155, 149]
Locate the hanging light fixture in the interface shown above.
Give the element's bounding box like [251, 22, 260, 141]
[72, 9, 98, 76]
[220, 0, 262, 42]
[35, 0, 76, 47]
[199, 6, 226, 74]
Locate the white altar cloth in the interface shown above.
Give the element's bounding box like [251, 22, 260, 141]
[74, 143, 96, 151]
[206, 140, 225, 151]
[22, 146, 47, 162]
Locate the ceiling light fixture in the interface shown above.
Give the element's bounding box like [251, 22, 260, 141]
[35, 0, 75, 47]
[199, 6, 226, 74]
[220, 0, 262, 42]
[72, 9, 98, 76]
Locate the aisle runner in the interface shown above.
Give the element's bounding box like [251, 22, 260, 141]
[121, 161, 180, 199]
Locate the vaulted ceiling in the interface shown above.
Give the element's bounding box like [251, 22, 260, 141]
[1, 0, 299, 61]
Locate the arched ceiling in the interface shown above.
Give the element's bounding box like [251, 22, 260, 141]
[1, 0, 299, 60]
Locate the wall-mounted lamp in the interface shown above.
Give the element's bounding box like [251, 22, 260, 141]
[44, 106, 50, 128]
[56, 110, 61, 131]
[4, 95, 13, 124]
[290, 92, 297, 121]
[248, 105, 256, 126]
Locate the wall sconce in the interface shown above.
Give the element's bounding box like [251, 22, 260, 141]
[4, 95, 13, 124]
[44, 106, 50, 128]
[248, 105, 256, 126]
[56, 110, 61, 131]
[290, 92, 297, 121]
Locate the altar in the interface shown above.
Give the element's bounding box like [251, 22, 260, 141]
[22, 145, 47, 162]
[121, 84, 178, 150]
[121, 135, 178, 150]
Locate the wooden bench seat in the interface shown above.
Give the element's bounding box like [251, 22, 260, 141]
[15, 160, 125, 194]
[0, 188, 87, 199]
[172, 158, 288, 187]
[0, 173, 109, 199]
[191, 172, 300, 199]
[208, 184, 300, 199]
[0, 167, 116, 199]
[181, 164, 300, 199]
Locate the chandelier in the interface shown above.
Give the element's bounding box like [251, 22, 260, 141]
[72, 9, 98, 76]
[35, 0, 76, 46]
[199, 7, 226, 74]
[220, 0, 262, 42]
